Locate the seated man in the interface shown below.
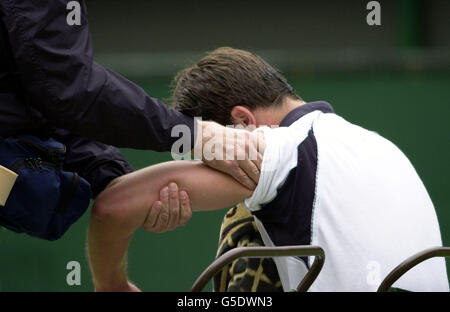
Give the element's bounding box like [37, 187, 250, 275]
[87, 47, 449, 292]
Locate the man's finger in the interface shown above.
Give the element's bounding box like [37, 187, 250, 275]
[142, 201, 162, 231]
[167, 182, 180, 231]
[179, 191, 192, 226]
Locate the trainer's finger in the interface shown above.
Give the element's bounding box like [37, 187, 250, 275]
[167, 182, 180, 231]
[255, 152, 263, 171]
[251, 130, 266, 171]
[152, 202, 170, 233]
[152, 186, 170, 233]
[179, 191, 192, 226]
[231, 164, 256, 190]
[142, 200, 162, 232]
[238, 159, 260, 184]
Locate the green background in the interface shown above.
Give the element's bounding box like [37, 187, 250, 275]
[0, 72, 448, 291]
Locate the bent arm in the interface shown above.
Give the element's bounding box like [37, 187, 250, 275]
[88, 160, 252, 291]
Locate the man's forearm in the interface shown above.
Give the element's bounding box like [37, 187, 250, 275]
[86, 177, 189, 292]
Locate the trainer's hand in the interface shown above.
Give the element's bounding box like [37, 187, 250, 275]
[195, 121, 265, 190]
[142, 183, 192, 233]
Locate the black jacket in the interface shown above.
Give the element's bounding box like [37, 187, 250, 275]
[0, 0, 195, 196]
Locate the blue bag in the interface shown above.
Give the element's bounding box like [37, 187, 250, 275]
[0, 135, 91, 241]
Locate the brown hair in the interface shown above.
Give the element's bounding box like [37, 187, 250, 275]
[172, 47, 301, 125]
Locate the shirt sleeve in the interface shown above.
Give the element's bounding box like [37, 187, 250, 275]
[244, 126, 293, 211]
[244, 121, 314, 212]
[0, 0, 195, 151]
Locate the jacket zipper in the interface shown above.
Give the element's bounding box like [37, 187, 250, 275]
[11, 158, 57, 173]
[17, 137, 66, 164]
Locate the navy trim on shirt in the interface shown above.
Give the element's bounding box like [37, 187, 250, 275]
[280, 101, 335, 127]
[252, 101, 333, 266]
[253, 129, 318, 265]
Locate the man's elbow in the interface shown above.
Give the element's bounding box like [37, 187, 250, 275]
[91, 181, 130, 225]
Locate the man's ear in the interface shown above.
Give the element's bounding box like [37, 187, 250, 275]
[230, 106, 256, 127]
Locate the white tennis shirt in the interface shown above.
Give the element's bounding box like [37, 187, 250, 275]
[244, 101, 449, 292]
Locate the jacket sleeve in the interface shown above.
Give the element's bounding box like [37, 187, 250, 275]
[52, 128, 135, 198]
[0, 0, 195, 151]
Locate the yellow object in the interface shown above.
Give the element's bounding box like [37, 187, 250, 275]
[0, 165, 18, 206]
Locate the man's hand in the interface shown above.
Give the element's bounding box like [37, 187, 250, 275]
[143, 183, 192, 233]
[195, 121, 266, 190]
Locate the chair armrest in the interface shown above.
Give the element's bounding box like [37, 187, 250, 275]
[377, 246, 450, 292]
[191, 245, 325, 292]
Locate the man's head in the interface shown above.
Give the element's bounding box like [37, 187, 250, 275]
[172, 47, 303, 127]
